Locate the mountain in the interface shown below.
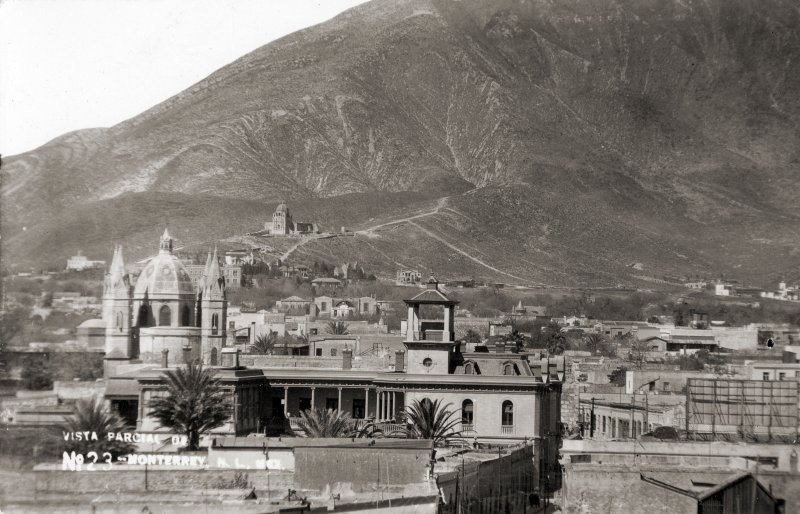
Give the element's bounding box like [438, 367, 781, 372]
[3, 0, 799, 286]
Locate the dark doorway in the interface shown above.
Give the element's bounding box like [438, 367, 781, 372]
[137, 304, 151, 327]
[352, 399, 365, 419]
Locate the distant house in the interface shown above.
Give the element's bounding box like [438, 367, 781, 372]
[225, 250, 254, 266]
[311, 277, 342, 291]
[278, 265, 311, 279]
[66, 252, 105, 271]
[683, 281, 707, 289]
[275, 296, 313, 314]
[512, 302, 547, 318]
[688, 310, 709, 329]
[396, 269, 422, 285]
[642, 336, 668, 352]
[488, 321, 513, 338]
[714, 283, 732, 296]
[314, 295, 377, 319]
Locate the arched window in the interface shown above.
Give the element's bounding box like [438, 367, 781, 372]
[137, 304, 151, 327]
[158, 305, 171, 326]
[211, 313, 219, 335]
[210, 348, 218, 366]
[503, 363, 516, 376]
[464, 362, 474, 374]
[181, 304, 191, 326]
[420, 397, 433, 411]
[462, 399, 474, 425]
[502, 401, 514, 427]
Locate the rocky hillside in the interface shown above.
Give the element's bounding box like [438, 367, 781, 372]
[3, 0, 799, 285]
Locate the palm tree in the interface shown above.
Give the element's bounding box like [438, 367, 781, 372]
[149, 362, 231, 451]
[583, 333, 605, 355]
[60, 397, 135, 458]
[326, 320, 350, 335]
[547, 329, 568, 355]
[250, 331, 277, 354]
[401, 399, 461, 446]
[293, 408, 383, 438]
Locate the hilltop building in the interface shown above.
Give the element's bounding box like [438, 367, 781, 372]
[762, 281, 800, 302]
[66, 251, 105, 271]
[266, 203, 318, 236]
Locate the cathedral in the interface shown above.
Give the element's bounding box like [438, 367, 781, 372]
[102, 229, 227, 375]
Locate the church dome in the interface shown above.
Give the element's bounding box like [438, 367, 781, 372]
[275, 203, 288, 214]
[133, 230, 195, 297]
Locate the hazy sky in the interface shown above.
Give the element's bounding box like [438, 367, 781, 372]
[0, 0, 369, 156]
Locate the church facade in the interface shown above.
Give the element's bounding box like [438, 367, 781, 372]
[102, 229, 228, 376]
[265, 203, 318, 235]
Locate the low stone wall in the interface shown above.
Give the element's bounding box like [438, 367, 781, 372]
[560, 465, 696, 513]
[293, 445, 431, 494]
[53, 380, 105, 400]
[34, 465, 293, 494]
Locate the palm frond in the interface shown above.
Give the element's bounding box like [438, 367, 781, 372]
[402, 399, 461, 446]
[149, 362, 230, 450]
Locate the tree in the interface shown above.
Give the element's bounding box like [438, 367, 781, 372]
[60, 398, 135, 458]
[293, 408, 382, 438]
[148, 363, 231, 451]
[294, 408, 353, 437]
[401, 399, 462, 446]
[326, 320, 350, 335]
[49, 353, 104, 381]
[627, 338, 648, 369]
[250, 331, 277, 354]
[582, 333, 606, 355]
[463, 329, 483, 347]
[608, 366, 628, 386]
[21, 358, 52, 390]
[547, 329, 568, 355]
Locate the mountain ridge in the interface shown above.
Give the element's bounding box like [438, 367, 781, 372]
[2, 0, 799, 286]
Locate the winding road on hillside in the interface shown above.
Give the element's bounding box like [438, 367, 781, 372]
[273, 194, 527, 283]
[355, 196, 450, 236]
[274, 196, 451, 261]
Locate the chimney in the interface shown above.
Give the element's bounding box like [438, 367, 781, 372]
[233, 349, 240, 368]
[342, 348, 353, 370]
[182, 345, 192, 364]
[496, 341, 506, 354]
[161, 349, 169, 368]
[395, 350, 405, 373]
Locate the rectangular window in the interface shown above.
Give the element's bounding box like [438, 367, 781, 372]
[331, 348, 337, 356]
[321, 302, 327, 311]
[315, 348, 322, 356]
[763, 372, 770, 381]
[602, 416, 606, 433]
[662, 382, 670, 391]
[779, 372, 786, 381]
